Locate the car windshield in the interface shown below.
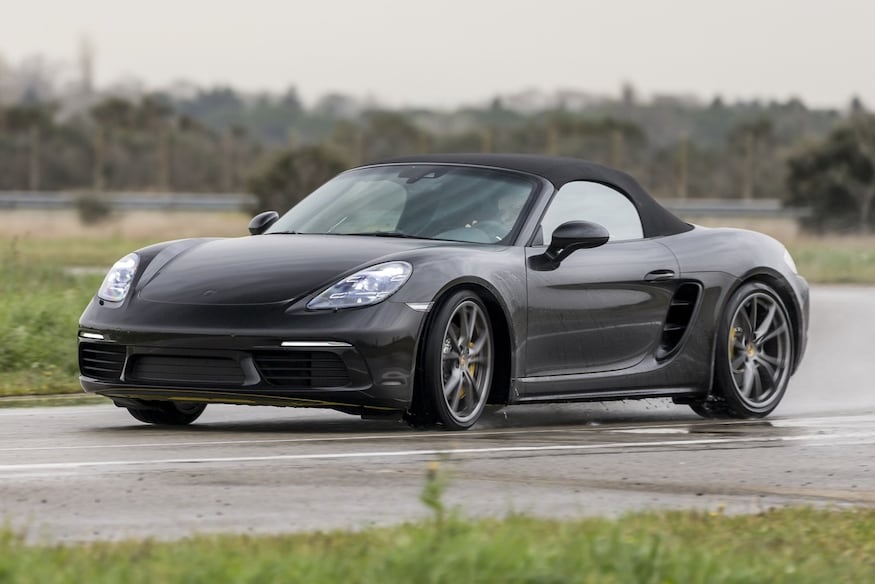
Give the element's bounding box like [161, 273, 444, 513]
[265, 164, 538, 244]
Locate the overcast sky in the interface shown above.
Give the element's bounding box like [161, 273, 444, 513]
[1, 0, 873, 108]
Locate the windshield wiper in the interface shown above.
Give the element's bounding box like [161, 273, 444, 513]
[345, 231, 437, 240]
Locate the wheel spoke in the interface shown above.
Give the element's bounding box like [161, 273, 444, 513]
[740, 362, 756, 396]
[442, 348, 460, 361]
[758, 352, 781, 367]
[443, 368, 462, 400]
[754, 303, 777, 340]
[450, 375, 465, 411]
[737, 308, 754, 339]
[757, 358, 779, 392]
[464, 369, 479, 403]
[469, 335, 488, 357]
[750, 297, 758, 333]
[759, 323, 788, 345]
[464, 306, 476, 341]
[457, 310, 470, 346]
[731, 354, 746, 370]
[751, 365, 764, 399]
[447, 324, 463, 351]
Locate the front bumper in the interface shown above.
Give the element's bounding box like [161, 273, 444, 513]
[78, 297, 428, 412]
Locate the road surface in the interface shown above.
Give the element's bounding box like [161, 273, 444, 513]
[0, 286, 873, 542]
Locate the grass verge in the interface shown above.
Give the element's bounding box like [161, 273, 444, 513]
[787, 237, 875, 284]
[1, 508, 873, 582]
[0, 209, 248, 398]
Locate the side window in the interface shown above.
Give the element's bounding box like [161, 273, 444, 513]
[538, 181, 643, 243]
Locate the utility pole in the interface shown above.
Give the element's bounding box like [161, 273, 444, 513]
[93, 126, 105, 192]
[742, 130, 754, 200]
[79, 36, 95, 100]
[417, 129, 430, 154]
[157, 123, 170, 191]
[677, 135, 688, 200]
[221, 129, 234, 193]
[28, 125, 41, 191]
[547, 121, 559, 156]
[481, 127, 493, 153]
[354, 129, 364, 165]
[610, 128, 624, 168]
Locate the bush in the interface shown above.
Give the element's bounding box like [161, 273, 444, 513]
[74, 194, 113, 225]
[248, 145, 347, 213]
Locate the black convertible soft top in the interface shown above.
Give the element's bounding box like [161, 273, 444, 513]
[369, 153, 692, 238]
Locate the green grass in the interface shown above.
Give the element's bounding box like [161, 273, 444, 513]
[1, 508, 873, 583]
[0, 237, 155, 397]
[788, 238, 875, 284]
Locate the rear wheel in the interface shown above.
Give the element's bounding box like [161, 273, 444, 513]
[421, 291, 494, 430]
[127, 401, 206, 425]
[691, 281, 793, 419]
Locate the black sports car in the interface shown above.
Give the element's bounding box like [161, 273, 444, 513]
[79, 154, 809, 429]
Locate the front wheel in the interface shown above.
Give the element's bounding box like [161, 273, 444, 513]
[693, 281, 794, 418]
[127, 401, 207, 425]
[421, 291, 494, 430]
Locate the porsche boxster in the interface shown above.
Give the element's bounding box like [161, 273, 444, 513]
[78, 154, 809, 429]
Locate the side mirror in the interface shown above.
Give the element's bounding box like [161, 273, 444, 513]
[544, 220, 609, 263]
[248, 211, 279, 235]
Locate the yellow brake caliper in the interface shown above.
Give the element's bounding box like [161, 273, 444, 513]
[468, 341, 477, 376]
[729, 326, 737, 360]
[459, 340, 476, 401]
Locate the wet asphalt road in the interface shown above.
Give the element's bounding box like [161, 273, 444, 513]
[0, 285, 873, 542]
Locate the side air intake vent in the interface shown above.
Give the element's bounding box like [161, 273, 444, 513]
[657, 283, 702, 359]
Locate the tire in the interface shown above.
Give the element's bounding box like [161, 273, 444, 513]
[695, 281, 794, 418]
[686, 399, 733, 419]
[127, 401, 207, 425]
[420, 290, 494, 430]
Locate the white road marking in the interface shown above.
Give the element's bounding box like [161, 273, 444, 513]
[0, 431, 873, 475]
[1, 413, 873, 453]
[610, 428, 690, 434]
[0, 426, 659, 453]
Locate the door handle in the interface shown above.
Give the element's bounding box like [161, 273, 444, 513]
[644, 269, 676, 282]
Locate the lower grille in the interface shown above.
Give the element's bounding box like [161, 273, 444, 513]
[128, 355, 245, 385]
[253, 351, 350, 388]
[79, 343, 127, 381]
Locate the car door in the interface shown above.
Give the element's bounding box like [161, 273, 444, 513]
[524, 181, 680, 379]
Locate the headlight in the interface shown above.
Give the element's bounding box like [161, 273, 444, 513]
[783, 248, 798, 274]
[97, 253, 139, 302]
[308, 261, 412, 310]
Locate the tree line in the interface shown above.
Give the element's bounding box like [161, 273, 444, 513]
[0, 88, 872, 231]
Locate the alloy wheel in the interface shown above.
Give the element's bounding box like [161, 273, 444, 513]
[439, 300, 493, 425]
[727, 291, 792, 409]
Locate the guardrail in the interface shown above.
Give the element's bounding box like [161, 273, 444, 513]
[0, 191, 255, 211]
[0, 191, 809, 218]
[659, 198, 810, 218]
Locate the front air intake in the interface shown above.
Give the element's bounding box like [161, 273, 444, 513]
[79, 342, 127, 381]
[253, 351, 350, 388]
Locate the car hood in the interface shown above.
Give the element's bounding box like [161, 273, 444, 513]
[137, 234, 442, 305]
